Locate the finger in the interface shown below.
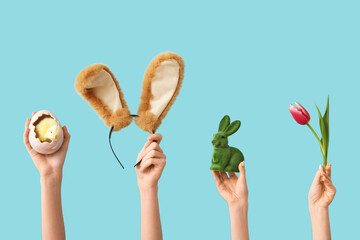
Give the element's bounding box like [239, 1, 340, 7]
[145, 142, 163, 154]
[148, 133, 163, 144]
[215, 171, 226, 182]
[219, 171, 228, 180]
[141, 140, 153, 152]
[320, 172, 326, 183]
[323, 174, 336, 192]
[238, 161, 246, 182]
[326, 162, 331, 178]
[23, 118, 32, 152]
[312, 164, 323, 185]
[228, 172, 237, 178]
[143, 150, 166, 160]
[140, 157, 165, 172]
[137, 140, 153, 162]
[212, 171, 222, 186]
[148, 142, 163, 153]
[32, 111, 36, 117]
[139, 142, 163, 160]
[60, 126, 71, 150]
[138, 134, 163, 161]
[322, 173, 331, 182]
[140, 158, 156, 172]
[24, 117, 30, 130]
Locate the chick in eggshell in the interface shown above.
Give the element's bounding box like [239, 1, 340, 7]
[34, 116, 62, 142]
[28, 110, 64, 154]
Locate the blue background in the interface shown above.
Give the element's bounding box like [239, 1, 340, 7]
[1, 0, 359, 239]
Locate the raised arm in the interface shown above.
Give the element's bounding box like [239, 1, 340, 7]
[212, 162, 249, 240]
[24, 112, 70, 240]
[308, 163, 336, 240]
[135, 134, 166, 240]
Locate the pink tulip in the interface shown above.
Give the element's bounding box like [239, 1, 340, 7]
[289, 102, 310, 125]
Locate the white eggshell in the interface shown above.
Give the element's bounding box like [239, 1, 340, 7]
[28, 110, 64, 155]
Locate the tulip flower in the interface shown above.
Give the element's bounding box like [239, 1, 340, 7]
[289, 102, 310, 125]
[289, 96, 330, 171]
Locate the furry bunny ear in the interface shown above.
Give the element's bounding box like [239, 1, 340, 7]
[135, 52, 184, 133]
[225, 120, 241, 136]
[219, 115, 231, 132]
[75, 64, 133, 131]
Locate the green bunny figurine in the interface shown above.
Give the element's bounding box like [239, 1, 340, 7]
[210, 115, 244, 172]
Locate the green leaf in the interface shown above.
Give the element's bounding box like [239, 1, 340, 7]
[322, 95, 330, 157]
[315, 103, 327, 158]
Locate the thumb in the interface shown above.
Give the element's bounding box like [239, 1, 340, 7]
[58, 126, 70, 153]
[238, 161, 246, 182]
[311, 164, 323, 186]
[62, 126, 71, 147]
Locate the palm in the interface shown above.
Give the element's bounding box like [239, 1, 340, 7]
[29, 149, 66, 176]
[212, 168, 248, 205]
[308, 164, 336, 208]
[138, 164, 164, 189]
[135, 134, 166, 191]
[218, 176, 239, 202]
[24, 114, 70, 177]
[309, 180, 335, 208]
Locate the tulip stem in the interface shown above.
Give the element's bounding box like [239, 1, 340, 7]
[306, 123, 325, 156]
[306, 124, 327, 172]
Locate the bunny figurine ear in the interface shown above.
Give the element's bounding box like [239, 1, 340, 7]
[225, 120, 241, 136]
[75, 64, 133, 131]
[135, 52, 185, 133]
[219, 115, 231, 132]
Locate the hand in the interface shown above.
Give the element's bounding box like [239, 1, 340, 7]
[308, 163, 335, 240]
[135, 134, 166, 192]
[212, 162, 248, 207]
[23, 112, 71, 178]
[308, 163, 336, 209]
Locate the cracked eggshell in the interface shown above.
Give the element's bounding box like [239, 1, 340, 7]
[28, 110, 64, 155]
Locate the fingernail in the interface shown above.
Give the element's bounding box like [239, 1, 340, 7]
[319, 164, 322, 170]
[241, 161, 245, 167]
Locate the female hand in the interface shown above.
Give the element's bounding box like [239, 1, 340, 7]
[308, 163, 335, 240]
[212, 162, 249, 240]
[308, 163, 336, 209]
[135, 134, 166, 192]
[23, 112, 71, 178]
[212, 162, 248, 208]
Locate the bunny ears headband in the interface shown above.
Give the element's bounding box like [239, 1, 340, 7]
[75, 52, 184, 168]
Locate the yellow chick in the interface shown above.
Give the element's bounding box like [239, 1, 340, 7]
[35, 117, 61, 142]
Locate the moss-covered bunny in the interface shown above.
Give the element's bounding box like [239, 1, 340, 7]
[210, 115, 244, 172]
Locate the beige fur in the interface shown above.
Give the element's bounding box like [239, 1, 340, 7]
[136, 52, 185, 133]
[75, 64, 132, 131]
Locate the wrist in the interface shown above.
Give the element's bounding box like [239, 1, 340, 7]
[309, 202, 329, 214]
[229, 201, 248, 213]
[39, 167, 63, 179]
[309, 205, 328, 216]
[40, 172, 62, 187]
[139, 185, 158, 196]
[228, 198, 248, 210]
[309, 204, 329, 225]
[137, 178, 159, 194]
